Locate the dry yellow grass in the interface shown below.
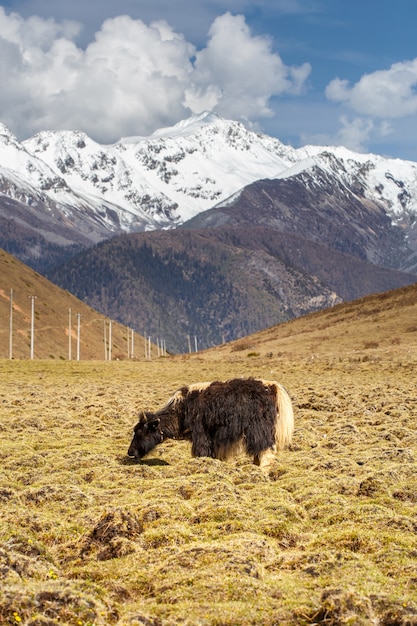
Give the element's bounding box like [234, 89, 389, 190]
[1, 282, 417, 624]
[0, 355, 416, 623]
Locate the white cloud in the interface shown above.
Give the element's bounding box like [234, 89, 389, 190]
[326, 59, 417, 118]
[335, 116, 376, 153]
[0, 7, 310, 141]
[0, 7, 80, 48]
[301, 115, 393, 154]
[184, 12, 311, 120]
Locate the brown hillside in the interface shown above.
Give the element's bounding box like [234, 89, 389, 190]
[207, 281, 417, 361]
[0, 248, 148, 360]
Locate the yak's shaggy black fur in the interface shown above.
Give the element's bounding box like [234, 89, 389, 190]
[128, 377, 294, 471]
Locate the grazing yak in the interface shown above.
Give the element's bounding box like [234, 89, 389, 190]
[128, 377, 294, 471]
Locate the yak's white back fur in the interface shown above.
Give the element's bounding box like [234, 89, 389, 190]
[273, 382, 294, 450]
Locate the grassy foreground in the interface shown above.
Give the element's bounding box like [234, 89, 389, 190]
[0, 351, 416, 625]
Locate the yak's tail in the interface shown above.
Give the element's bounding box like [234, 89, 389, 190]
[274, 382, 294, 450]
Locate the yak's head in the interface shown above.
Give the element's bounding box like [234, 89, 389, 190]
[127, 411, 164, 460]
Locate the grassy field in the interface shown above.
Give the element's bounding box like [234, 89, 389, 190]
[1, 283, 417, 625]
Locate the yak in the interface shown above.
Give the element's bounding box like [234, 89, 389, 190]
[127, 377, 294, 471]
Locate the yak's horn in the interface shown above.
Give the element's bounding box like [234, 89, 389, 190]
[137, 410, 148, 424]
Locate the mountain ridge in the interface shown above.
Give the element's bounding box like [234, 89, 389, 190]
[1, 112, 417, 269]
[183, 165, 411, 270]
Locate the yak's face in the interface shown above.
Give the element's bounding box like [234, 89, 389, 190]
[127, 412, 164, 460]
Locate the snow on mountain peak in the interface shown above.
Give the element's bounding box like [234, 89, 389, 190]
[288, 146, 417, 218]
[1, 115, 417, 240]
[148, 111, 222, 139]
[0, 123, 19, 143]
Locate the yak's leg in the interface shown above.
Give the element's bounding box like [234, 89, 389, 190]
[254, 447, 276, 472]
[191, 419, 214, 458]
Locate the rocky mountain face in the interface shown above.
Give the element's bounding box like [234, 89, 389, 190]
[183, 155, 415, 272]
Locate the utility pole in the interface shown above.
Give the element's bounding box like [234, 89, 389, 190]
[104, 321, 107, 360]
[28, 296, 37, 359]
[108, 320, 112, 361]
[68, 308, 72, 361]
[76, 314, 81, 361]
[159, 338, 166, 357]
[127, 328, 134, 359]
[9, 289, 13, 360]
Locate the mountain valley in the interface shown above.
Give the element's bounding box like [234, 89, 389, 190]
[1, 113, 417, 351]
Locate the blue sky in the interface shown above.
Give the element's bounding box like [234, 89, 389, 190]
[1, 0, 417, 160]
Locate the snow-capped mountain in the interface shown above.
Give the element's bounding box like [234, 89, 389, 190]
[291, 144, 417, 224]
[21, 112, 298, 225]
[1, 112, 417, 266]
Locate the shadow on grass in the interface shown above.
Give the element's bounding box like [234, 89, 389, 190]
[119, 455, 170, 466]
